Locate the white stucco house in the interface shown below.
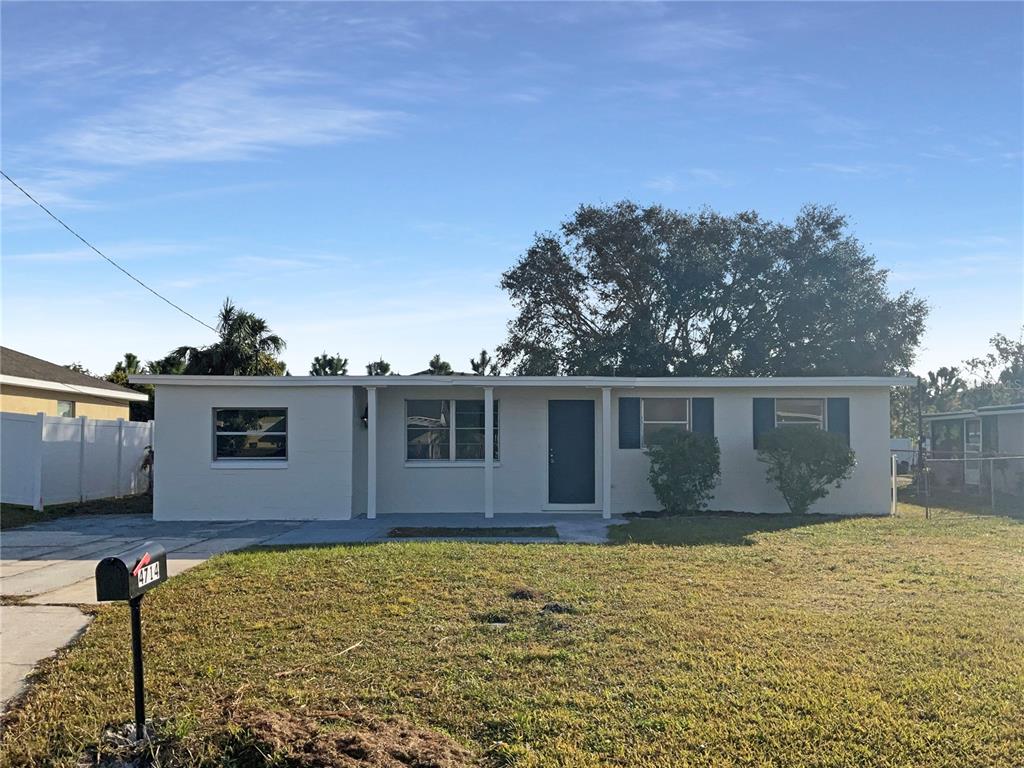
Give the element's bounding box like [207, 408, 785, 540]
[132, 375, 913, 521]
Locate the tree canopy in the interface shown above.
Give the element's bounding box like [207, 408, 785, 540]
[366, 359, 393, 375]
[310, 352, 348, 376]
[497, 202, 928, 376]
[426, 354, 453, 375]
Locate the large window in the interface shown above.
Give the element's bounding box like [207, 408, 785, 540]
[641, 397, 689, 447]
[214, 408, 287, 460]
[775, 398, 825, 429]
[406, 399, 499, 462]
[56, 400, 75, 418]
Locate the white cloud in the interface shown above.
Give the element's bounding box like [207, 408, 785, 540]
[626, 19, 752, 64]
[52, 70, 401, 166]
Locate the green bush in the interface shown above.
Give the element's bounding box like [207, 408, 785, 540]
[757, 426, 856, 514]
[646, 431, 721, 514]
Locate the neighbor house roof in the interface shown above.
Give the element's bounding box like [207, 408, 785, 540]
[923, 403, 1024, 421]
[1, 347, 149, 402]
[131, 374, 916, 389]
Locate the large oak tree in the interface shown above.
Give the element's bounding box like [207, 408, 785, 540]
[498, 202, 928, 376]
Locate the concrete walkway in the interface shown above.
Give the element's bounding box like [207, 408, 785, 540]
[1, 511, 622, 708]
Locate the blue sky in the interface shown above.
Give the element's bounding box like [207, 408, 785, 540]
[2, 1, 1021, 377]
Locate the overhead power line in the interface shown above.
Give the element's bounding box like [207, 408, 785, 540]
[1, 170, 219, 334]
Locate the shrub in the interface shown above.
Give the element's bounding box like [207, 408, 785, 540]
[646, 431, 721, 514]
[757, 426, 856, 514]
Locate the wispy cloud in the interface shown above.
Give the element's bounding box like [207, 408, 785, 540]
[644, 168, 735, 192]
[625, 19, 753, 64]
[52, 70, 401, 166]
[3, 241, 203, 264]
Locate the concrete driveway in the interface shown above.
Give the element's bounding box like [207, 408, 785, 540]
[1, 511, 619, 708]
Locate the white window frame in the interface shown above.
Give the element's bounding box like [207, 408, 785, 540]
[774, 398, 827, 430]
[405, 399, 500, 464]
[212, 407, 288, 462]
[56, 400, 75, 418]
[640, 397, 690, 448]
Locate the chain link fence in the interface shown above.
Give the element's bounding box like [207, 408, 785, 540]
[893, 448, 1024, 518]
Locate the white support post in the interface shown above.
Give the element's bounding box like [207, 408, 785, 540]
[32, 412, 45, 511]
[115, 418, 125, 499]
[78, 415, 88, 503]
[484, 386, 494, 519]
[602, 387, 612, 519]
[367, 387, 378, 520]
[890, 454, 897, 516]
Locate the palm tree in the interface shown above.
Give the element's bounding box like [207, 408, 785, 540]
[469, 349, 500, 375]
[169, 298, 287, 375]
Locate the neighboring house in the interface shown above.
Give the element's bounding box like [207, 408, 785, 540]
[0, 346, 148, 420]
[134, 374, 912, 521]
[923, 403, 1024, 496]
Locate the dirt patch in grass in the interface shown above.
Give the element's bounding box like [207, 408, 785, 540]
[508, 586, 540, 600]
[388, 526, 558, 539]
[224, 708, 477, 767]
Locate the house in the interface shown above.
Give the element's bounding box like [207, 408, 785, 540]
[1, 346, 148, 420]
[923, 403, 1024, 496]
[134, 374, 912, 521]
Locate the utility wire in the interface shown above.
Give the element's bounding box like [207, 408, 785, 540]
[1, 170, 219, 334]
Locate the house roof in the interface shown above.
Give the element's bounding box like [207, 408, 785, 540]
[923, 402, 1024, 421]
[131, 374, 916, 389]
[1, 347, 149, 402]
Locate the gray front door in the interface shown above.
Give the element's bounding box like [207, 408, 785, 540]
[548, 400, 595, 504]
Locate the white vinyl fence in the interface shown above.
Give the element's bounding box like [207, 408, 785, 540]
[1, 411, 153, 510]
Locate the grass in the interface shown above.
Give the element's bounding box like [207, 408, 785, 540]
[2, 503, 1022, 767]
[389, 526, 559, 539]
[0, 495, 151, 530]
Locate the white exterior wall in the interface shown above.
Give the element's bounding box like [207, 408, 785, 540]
[153, 385, 354, 520]
[367, 385, 890, 516]
[151, 380, 894, 520]
[610, 387, 891, 516]
[371, 386, 606, 515]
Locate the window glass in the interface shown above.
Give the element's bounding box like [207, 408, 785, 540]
[775, 398, 825, 429]
[454, 400, 500, 460]
[214, 407, 287, 460]
[56, 400, 75, 418]
[407, 400, 451, 460]
[641, 397, 688, 447]
[407, 399, 499, 461]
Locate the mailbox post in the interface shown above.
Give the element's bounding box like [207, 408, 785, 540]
[95, 542, 168, 741]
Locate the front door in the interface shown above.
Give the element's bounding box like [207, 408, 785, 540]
[548, 400, 595, 504]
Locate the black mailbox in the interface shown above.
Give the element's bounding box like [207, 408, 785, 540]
[96, 542, 167, 602]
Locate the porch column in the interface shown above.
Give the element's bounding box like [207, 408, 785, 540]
[484, 386, 494, 518]
[601, 387, 612, 519]
[367, 386, 378, 520]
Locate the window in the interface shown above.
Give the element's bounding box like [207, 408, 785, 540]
[775, 398, 825, 429]
[214, 408, 287, 460]
[56, 400, 75, 418]
[406, 399, 499, 462]
[641, 397, 689, 447]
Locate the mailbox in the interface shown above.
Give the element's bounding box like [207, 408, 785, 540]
[95, 541, 169, 742]
[96, 542, 168, 602]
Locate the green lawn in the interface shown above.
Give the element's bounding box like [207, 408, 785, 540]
[2, 504, 1022, 767]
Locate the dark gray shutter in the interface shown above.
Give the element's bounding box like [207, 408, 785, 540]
[753, 398, 775, 449]
[691, 398, 714, 436]
[618, 397, 641, 449]
[826, 398, 850, 446]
